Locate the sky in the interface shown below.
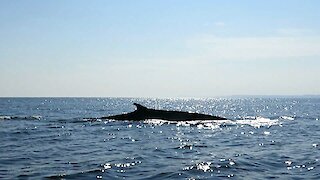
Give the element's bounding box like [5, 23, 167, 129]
[0, 0, 320, 97]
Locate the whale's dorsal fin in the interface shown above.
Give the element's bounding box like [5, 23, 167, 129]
[133, 103, 148, 111]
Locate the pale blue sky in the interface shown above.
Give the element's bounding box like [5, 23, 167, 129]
[1, 0, 319, 97]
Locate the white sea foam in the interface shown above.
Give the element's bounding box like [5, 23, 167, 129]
[235, 116, 280, 128]
[143, 116, 281, 129]
[0, 115, 42, 120]
[0, 116, 11, 120]
[280, 116, 295, 120]
[31, 116, 42, 120]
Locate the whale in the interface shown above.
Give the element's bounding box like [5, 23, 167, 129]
[104, 103, 227, 121]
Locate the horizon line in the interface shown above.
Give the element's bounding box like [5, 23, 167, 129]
[1, 94, 320, 99]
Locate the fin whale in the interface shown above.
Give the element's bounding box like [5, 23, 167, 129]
[104, 103, 227, 121]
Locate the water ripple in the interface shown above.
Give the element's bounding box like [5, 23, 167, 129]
[1, 97, 319, 179]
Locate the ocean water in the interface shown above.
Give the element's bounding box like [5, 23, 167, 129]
[0, 97, 319, 179]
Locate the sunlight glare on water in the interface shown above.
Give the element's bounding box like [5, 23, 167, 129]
[0, 97, 320, 179]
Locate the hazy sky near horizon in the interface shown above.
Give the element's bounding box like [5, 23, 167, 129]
[1, 0, 320, 97]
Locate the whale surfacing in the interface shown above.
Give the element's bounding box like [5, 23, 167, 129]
[105, 103, 227, 121]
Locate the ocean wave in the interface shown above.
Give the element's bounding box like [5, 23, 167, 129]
[45, 168, 102, 179]
[183, 159, 236, 178]
[142, 114, 296, 129]
[0, 115, 42, 120]
[142, 117, 280, 129]
[279, 116, 295, 120]
[235, 116, 280, 128]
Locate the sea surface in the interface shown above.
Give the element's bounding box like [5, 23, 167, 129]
[0, 97, 319, 179]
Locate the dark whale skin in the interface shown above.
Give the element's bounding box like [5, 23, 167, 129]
[104, 103, 227, 121]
